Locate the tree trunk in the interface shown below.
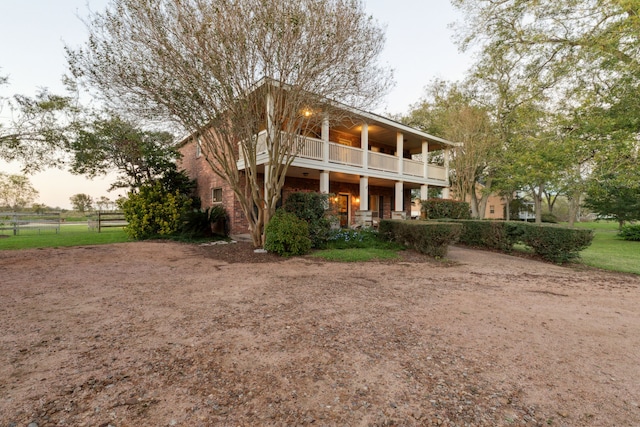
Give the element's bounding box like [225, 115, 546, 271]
[533, 184, 544, 224]
[567, 190, 581, 227]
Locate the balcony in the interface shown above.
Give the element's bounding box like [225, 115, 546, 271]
[237, 131, 448, 186]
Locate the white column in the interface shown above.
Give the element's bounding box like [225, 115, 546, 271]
[395, 181, 404, 212]
[266, 92, 275, 147]
[420, 184, 429, 200]
[359, 176, 369, 211]
[320, 171, 329, 194]
[321, 116, 330, 163]
[443, 147, 451, 199]
[361, 123, 369, 171]
[264, 163, 271, 206]
[444, 147, 450, 183]
[422, 140, 429, 179]
[397, 132, 404, 176]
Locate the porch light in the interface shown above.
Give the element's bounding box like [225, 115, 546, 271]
[303, 109, 313, 117]
[355, 197, 360, 204]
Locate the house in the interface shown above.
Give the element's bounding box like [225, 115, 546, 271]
[178, 86, 459, 235]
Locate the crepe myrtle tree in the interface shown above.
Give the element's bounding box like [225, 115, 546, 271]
[67, 0, 392, 247]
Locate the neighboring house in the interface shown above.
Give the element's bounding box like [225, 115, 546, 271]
[178, 88, 458, 235]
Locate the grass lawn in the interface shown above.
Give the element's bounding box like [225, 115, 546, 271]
[0, 224, 131, 250]
[571, 221, 640, 275]
[310, 247, 399, 262]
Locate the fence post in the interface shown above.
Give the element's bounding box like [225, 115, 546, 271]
[98, 211, 102, 233]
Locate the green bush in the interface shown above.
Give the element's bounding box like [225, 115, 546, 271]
[119, 181, 192, 240]
[264, 210, 312, 256]
[380, 220, 462, 258]
[421, 199, 471, 219]
[434, 219, 593, 263]
[519, 223, 594, 263]
[180, 205, 229, 238]
[541, 213, 558, 223]
[326, 228, 398, 250]
[618, 224, 640, 241]
[283, 192, 332, 248]
[448, 219, 522, 252]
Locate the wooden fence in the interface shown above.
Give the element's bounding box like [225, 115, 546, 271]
[89, 211, 128, 233]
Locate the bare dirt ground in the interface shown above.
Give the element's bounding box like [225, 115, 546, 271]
[1, 241, 639, 427]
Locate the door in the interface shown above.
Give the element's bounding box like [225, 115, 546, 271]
[338, 194, 349, 228]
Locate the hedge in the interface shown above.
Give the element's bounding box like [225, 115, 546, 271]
[435, 219, 594, 263]
[379, 220, 462, 258]
[421, 199, 471, 220]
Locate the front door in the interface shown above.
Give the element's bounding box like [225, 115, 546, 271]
[338, 194, 349, 227]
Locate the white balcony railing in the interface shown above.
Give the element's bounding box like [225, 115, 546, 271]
[329, 143, 363, 167]
[294, 135, 323, 160]
[239, 131, 447, 183]
[369, 151, 398, 173]
[404, 158, 424, 177]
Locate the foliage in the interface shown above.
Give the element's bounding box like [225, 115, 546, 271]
[118, 181, 192, 240]
[379, 220, 462, 258]
[519, 224, 594, 264]
[180, 205, 230, 238]
[68, 116, 180, 191]
[0, 82, 81, 173]
[403, 80, 500, 218]
[68, 0, 392, 248]
[0, 172, 39, 210]
[446, 220, 522, 252]
[69, 193, 93, 213]
[618, 225, 640, 242]
[325, 228, 399, 250]
[584, 173, 640, 228]
[540, 213, 558, 224]
[283, 192, 332, 248]
[421, 199, 471, 220]
[264, 210, 311, 257]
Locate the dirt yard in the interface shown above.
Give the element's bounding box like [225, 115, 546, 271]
[1, 241, 639, 427]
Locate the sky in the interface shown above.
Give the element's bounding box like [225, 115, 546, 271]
[0, 0, 473, 209]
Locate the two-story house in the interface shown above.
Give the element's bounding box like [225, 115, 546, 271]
[178, 84, 458, 235]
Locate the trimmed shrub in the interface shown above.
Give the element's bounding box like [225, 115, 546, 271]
[380, 219, 462, 258]
[541, 213, 558, 223]
[421, 199, 471, 219]
[619, 224, 640, 241]
[519, 223, 594, 263]
[264, 210, 312, 256]
[449, 219, 522, 252]
[119, 181, 192, 240]
[283, 192, 332, 248]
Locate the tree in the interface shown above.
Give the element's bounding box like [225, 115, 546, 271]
[0, 172, 39, 210]
[68, 116, 180, 191]
[69, 193, 94, 213]
[1, 77, 82, 174]
[404, 80, 499, 218]
[95, 196, 112, 211]
[67, 0, 392, 247]
[584, 172, 640, 229]
[452, 0, 640, 223]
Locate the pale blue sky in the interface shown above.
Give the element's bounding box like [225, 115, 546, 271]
[1, 0, 472, 209]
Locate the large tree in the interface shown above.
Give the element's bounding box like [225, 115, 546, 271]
[404, 80, 499, 218]
[67, 0, 392, 247]
[69, 116, 180, 191]
[69, 193, 94, 213]
[452, 0, 640, 222]
[0, 173, 39, 210]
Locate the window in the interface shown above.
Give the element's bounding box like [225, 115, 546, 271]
[212, 188, 223, 204]
[490, 205, 495, 214]
[196, 138, 202, 158]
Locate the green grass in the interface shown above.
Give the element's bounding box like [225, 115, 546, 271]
[569, 221, 640, 275]
[0, 225, 131, 250]
[311, 247, 399, 262]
